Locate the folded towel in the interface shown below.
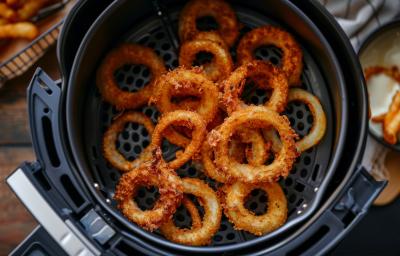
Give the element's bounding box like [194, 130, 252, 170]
[319, 0, 400, 49]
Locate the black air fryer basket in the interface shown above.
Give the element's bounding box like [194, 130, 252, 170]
[7, 0, 385, 255]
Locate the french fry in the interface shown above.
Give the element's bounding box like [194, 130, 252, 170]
[364, 66, 400, 84]
[0, 3, 17, 21]
[0, 22, 38, 39]
[6, 0, 20, 6]
[383, 91, 400, 144]
[371, 113, 386, 123]
[17, 0, 51, 21]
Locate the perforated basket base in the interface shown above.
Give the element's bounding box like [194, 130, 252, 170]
[84, 6, 333, 246]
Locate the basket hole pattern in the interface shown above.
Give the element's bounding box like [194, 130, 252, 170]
[117, 123, 151, 161]
[135, 186, 160, 211]
[244, 189, 268, 215]
[196, 16, 219, 31]
[114, 65, 151, 92]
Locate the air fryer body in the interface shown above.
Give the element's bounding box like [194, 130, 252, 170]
[6, 1, 385, 256]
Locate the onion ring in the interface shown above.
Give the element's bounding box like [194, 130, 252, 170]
[179, 33, 233, 82]
[213, 106, 298, 184]
[174, 98, 226, 131]
[202, 127, 269, 183]
[181, 196, 203, 229]
[114, 152, 183, 231]
[160, 178, 222, 246]
[96, 44, 166, 110]
[202, 131, 229, 183]
[103, 112, 155, 172]
[220, 181, 287, 236]
[207, 107, 226, 131]
[173, 98, 199, 112]
[383, 91, 400, 145]
[192, 31, 228, 48]
[233, 128, 269, 166]
[262, 89, 327, 153]
[221, 60, 289, 114]
[151, 67, 218, 147]
[152, 67, 219, 123]
[179, 0, 239, 47]
[289, 88, 327, 153]
[237, 25, 303, 86]
[262, 128, 283, 155]
[228, 139, 246, 164]
[172, 98, 201, 138]
[149, 110, 207, 170]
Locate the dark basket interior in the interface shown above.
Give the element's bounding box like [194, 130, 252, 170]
[83, 6, 334, 246]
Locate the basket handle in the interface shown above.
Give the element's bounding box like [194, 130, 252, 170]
[27, 68, 91, 213]
[267, 166, 386, 256]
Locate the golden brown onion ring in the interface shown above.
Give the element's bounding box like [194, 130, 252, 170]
[289, 88, 327, 153]
[173, 96, 226, 131]
[181, 196, 203, 229]
[170, 98, 200, 138]
[192, 31, 228, 48]
[160, 178, 222, 246]
[237, 25, 303, 86]
[221, 60, 289, 114]
[103, 112, 154, 172]
[207, 107, 226, 131]
[179, 34, 233, 82]
[173, 98, 199, 112]
[151, 67, 218, 147]
[149, 110, 206, 170]
[234, 128, 269, 166]
[220, 181, 287, 236]
[262, 89, 327, 154]
[262, 128, 283, 155]
[202, 131, 229, 183]
[383, 92, 400, 145]
[202, 128, 268, 183]
[213, 106, 298, 184]
[152, 67, 219, 123]
[114, 155, 183, 231]
[179, 0, 239, 47]
[228, 139, 246, 164]
[96, 44, 166, 110]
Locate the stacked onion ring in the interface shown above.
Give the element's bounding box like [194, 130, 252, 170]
[97, 0, 328, 246]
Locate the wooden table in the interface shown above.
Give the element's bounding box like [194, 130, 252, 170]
[0, 47, 60, 254]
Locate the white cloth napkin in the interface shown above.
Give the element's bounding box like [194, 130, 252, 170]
[320, 0, 400, 49]
[319, 0, 400, 175]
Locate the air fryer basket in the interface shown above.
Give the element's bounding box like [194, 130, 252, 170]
[83, 6, 334, 246]
[61, 0, 354, 252]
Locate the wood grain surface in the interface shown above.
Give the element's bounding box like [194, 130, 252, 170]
[0, 47, 59, 255]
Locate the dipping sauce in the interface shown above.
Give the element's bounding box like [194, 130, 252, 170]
[359, 25, 400, 142]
